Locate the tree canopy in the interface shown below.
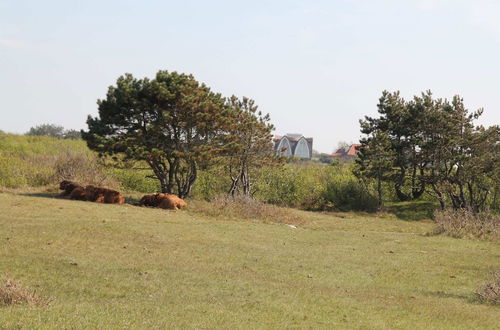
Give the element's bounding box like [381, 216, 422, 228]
[83, 71, 229, 198]
[357, 90, 499, 212]
[222, 96, 276, 196]
[83, 70, 280, 198]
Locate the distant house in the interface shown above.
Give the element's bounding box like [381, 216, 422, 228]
[273, 134, 313, 159]
[331, 144, 361, 160]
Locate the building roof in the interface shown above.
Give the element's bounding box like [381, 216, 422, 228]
[331, 144, 361, 157]
[273, 134, 313, 159]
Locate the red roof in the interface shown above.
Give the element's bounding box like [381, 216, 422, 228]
[347, 144, 361, 156]
[331, 144, 361, 157]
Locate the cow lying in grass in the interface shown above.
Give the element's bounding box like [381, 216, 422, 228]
[59, 181, 125, 204]
[139, 193, 187, 210]
[84, 185, 125, 204]
[59, 180, 83, 197]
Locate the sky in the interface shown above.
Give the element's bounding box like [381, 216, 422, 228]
[0, 0, 499, 153]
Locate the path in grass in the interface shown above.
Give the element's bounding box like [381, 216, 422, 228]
[0, 192, 498, 329]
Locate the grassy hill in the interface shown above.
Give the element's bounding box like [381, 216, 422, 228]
[0, 190, 498, 329]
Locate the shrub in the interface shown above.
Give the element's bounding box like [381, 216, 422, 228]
[433, 209, 499, 241]
[322, 167, 378, 212]
[190, 195, 304, 225]
[109, 168, 159, 193]
[254, 164, 330, 210]
[53, 152, 118, 188]
[0, 279, 48, 307]
[0, 157, 28, 187]
[0, 133, 122, 189]
[190, 167, 231, 200]
[475, 272, 500, 305]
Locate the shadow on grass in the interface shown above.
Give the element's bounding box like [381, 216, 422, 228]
[423, 290, 472, 301]
[20, 192, 144, 207]
[20, 192, 59, 199]
[385, 201, 436, 221]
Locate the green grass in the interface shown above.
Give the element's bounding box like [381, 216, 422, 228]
[0, 190, 499, 329]
[385, 200, 436, 221]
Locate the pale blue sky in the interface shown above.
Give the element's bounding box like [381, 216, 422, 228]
[1, 0, 499, 152]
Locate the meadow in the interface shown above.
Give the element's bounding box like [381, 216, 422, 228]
[0, 133, 498, 328]
[0, 189, 499, 329]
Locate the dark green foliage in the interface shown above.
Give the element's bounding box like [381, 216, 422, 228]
[26, 124, 81, 140]
[26, 124, 65, 138]
[323, 175, 379, 212]
[355, 131, 394, 209]
[83, 71, 228, 198]
[222, 96, 278, 196]
[358, 90, 499, 212]
[64, 129, 82, 140]
[318, 153, 334, 164]
[358, 91, 426, 201]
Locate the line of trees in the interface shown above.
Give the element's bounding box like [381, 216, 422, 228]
[82, 70, 277, 198]
[356, 90, 499, 212]
[26, 124, 81, 140]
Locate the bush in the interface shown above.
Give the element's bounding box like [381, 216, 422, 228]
[321, 165, 379, 212]
[53, 152, 118, 188]
[254, 164, 330, 210]
[190, 167, 231, 200]
[191, 163, 380, 212]
[433, 209, 499, 241]
[475, 272, 500, 305]
[0, 133, 118, 189]
[109, 168, 159, 193]
[0, 279, 48, 307]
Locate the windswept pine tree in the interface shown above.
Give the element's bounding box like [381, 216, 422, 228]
[357, 90, 499, 212]
[83, 70, 228, 198]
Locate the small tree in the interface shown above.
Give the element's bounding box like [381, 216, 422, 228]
[359, 91, 427, 201]
[419, 96, 499, 212]
[355, 131, 394, 209]
[82, 70, 228, 198]
[222, 96, 277, 196]
[359, 90, 498, 212]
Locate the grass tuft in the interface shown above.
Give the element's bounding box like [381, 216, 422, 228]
[433, 209, 499, 241]
[0, 279, 48, 307]
[475, 272, 500, 305]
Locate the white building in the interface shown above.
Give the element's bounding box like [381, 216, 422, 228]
[273, 134, 313, 159]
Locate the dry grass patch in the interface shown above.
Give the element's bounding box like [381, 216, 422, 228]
[433, 209, 499, 241]
[0, 279, 48, 307]
[476, 272, 500, 305]
[190, 195, 305, 226]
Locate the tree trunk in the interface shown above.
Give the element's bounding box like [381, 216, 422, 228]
[176, 160, 197, 199]
[394, 169, 411, 201]
[228, 176, 239, 196]
[377, 174, 383, 211]
[432, 184, 446, 210]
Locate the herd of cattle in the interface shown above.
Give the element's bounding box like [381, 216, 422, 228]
[59, 180, 188, 210]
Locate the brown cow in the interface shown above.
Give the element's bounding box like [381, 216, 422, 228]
[69, 186, 87, 201]
[59, 180, 83, 197]
[84, 185, 125, 204]
[139, 194, 159, 207]
[139, 193, 187, 210]
[158, 194, 187, 210]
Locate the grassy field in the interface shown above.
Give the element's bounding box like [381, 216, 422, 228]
[0, 189, 499, 329]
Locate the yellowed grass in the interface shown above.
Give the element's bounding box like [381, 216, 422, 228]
[0, 190, 498, 329]
[189, 194, 305, 225]
[0, 279, 48, 307]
